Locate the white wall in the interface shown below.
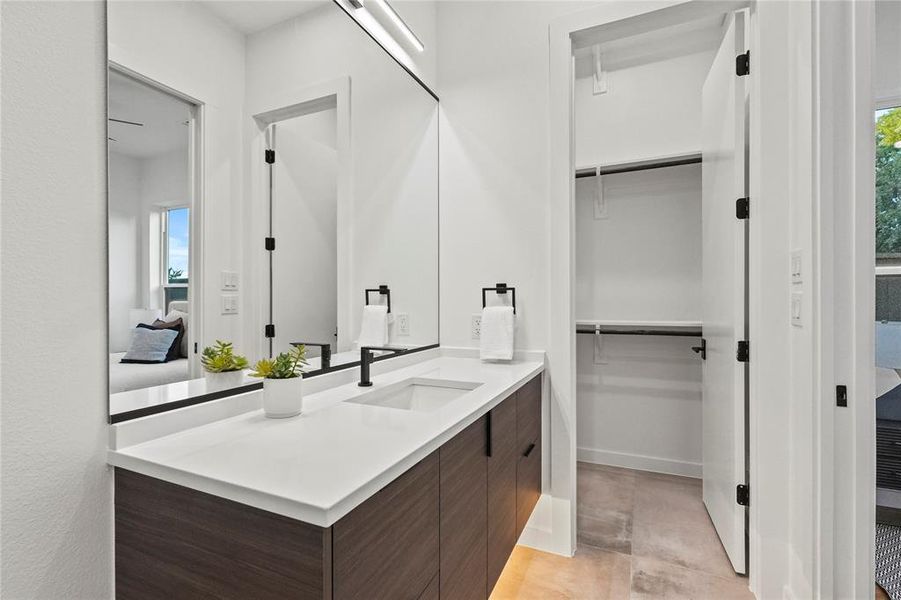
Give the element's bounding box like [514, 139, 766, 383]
[109, 152, 142, 352]
[875, 0, 901, 104]
[109, 0, 247, 354]
[575, 50, 716, 167]
[244, 3, 439, 356]
[438, 1, 595, 353]
[0, 1, 113, 597]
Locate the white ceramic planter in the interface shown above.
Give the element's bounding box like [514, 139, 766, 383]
[204, 370, 246, 391]
[262, 377, 303, 418]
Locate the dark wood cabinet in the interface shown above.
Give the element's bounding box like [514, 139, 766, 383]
[333, 452, 439, 600]
[486, 394, 518, 596]
[439, 416, 488, 600]
[516, 376, 542, 539]
[115, 469, 332, 600]
[115, 374, 542, 600]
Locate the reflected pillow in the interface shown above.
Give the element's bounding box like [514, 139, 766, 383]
[141, 318, 185, 362]
[164, 309, 189, 358]
[121, 327, 179, 364]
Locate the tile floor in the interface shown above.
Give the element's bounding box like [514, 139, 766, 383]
[490, 463, 754, 599]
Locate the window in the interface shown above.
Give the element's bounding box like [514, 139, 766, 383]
[163, 207, 189, 309]
[875, 105, 901, 321]
[876, 105, 901, 269]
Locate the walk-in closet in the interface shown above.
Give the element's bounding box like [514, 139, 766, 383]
[573, 6, 750, 577]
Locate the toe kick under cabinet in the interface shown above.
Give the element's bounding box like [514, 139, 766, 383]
[115, 374, 543, 600]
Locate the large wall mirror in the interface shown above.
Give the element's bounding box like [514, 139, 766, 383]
[107, 0, 439, 421]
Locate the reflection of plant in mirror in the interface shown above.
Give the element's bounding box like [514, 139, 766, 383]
[168, 267, 185, 284]
[201, 340, 249, 373]
[250, 345, 308, 379]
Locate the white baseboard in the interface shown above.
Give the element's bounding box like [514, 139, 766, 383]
[517, 493, 573, 557]
[577, 446, 701, 478]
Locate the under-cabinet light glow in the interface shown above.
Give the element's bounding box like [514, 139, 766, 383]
[371, 0, 425, 53]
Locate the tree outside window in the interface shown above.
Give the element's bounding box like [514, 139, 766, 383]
[876, 107, 901, 265]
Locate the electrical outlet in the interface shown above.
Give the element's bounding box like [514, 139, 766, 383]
[471, 314, 482, 340]
[397, 313, 410, 336]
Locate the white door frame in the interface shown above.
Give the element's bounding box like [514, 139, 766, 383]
[813, 1, 876, 598]
[248, 77, 352, 362]
[107, 61, 206, 379]
[548, 0, 752, 560]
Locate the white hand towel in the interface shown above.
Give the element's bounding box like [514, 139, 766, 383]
[358, 304, 389, 347]
[480, 306, 515, 361]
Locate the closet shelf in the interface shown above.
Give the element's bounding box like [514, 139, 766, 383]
[576, 319, 702, 337]
[575, 151, 702, 179]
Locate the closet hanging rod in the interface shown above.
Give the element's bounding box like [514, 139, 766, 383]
[575, 153, 702, 179]
[576, 327, 702, 338]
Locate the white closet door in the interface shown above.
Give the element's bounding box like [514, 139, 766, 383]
[701, 10, 748, 575]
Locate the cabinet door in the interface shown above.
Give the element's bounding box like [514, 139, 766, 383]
[486, 395, 517, 595]
[440, 416, 488, 600]
[333, 452, 439, 600]
[516, 376, 542, 539]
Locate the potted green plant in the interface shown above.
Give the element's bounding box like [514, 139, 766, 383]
[250, 345, 308, 418]
[201, 340, 249, 389]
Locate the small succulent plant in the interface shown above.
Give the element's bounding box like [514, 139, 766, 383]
[201, 340, 249, 373]
[250, 345, 308, 379]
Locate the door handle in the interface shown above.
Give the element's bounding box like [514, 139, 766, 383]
[691, 338, 707, 360]
[523, 443, 535, 458]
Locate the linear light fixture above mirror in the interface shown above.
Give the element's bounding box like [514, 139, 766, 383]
[370, 0, 424, 52]
[342, 0, 424, 53]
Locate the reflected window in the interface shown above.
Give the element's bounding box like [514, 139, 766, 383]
[163, 206, 189, 308]
[876, 106, 901, 267]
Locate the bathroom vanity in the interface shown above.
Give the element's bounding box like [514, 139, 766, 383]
[110, 356, 543, 600]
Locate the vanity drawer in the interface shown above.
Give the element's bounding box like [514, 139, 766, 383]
[515, 375, 542, 539]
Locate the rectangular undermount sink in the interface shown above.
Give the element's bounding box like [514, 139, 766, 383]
[347, 378, 483, 412]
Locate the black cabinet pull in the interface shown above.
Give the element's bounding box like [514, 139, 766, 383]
[523, 443, 535, 458]
[487, 412, 493, 458]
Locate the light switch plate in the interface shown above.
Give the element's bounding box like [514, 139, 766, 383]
[221, 294, 239, 315]
[790, 251, 802, 284]
[791, 292, 802, 327]
[221, 271, 239, 291]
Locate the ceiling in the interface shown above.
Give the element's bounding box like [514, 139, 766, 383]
[197, 0, 327, 35]
[108, 71, 193, 159]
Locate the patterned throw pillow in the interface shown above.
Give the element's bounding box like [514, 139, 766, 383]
[120, 327, 179, 364]
[144, 318, 185, 362]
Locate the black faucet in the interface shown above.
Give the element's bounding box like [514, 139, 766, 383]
[359, 346, 406, 387]
[291, 342, 332, 370]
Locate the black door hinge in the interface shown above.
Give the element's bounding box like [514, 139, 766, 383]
[736, 51, 750, 76]
[736, 197, 750, 219]
[265, 149, 275, 164]
[265, 237, 276, 251]
[736, 484, 750, 506]
[265, 324, 275, 338]
[691, 338, 707, 360]
[194, 342, 198, 354]
[736, 340, 750, 362]
[836, 384, 848, 407]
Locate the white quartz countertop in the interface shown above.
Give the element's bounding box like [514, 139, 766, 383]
[107, 356, 543, 527]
